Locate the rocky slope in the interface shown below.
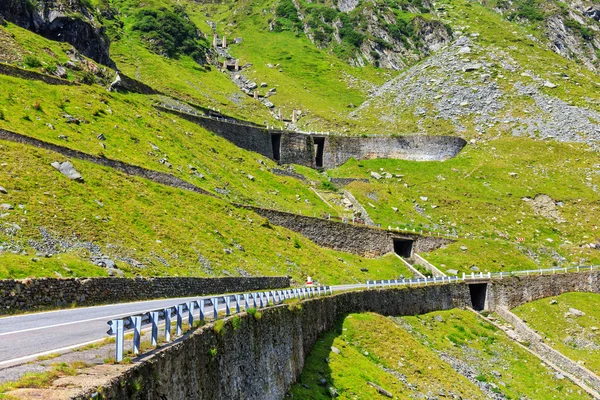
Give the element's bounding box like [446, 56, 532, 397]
[487, 0, 600, 73]
[0, 0, 115, 67]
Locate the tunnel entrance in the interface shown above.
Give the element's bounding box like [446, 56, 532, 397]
[313, 137, 325, 168]
[468, 284, 488, 311]
[271, 134, 281, 161]
[393, 239, 413, 258]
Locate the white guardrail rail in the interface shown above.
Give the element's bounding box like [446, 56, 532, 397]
[107, 286, 332, 362]
[366, 264, 599, 289]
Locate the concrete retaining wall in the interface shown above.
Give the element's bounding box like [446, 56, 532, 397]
[320, 135, 467, 169]
[73, 283, 470, 400]
[158, 108, 466, 169]
[0, 276, 290, 314]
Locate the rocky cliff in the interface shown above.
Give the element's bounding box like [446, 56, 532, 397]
[274, 0, 452, 70]
[0, 0, 114, 67]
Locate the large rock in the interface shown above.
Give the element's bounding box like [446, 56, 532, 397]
[51, 161, 84, 182]
[0, 0, 115, 68]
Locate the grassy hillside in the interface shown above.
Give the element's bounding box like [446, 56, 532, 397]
[401, 309, 590, 399]
[328, 137, 600, 274]
[0, 140, 414, 282]
[288, 312, 485, 399]
[513, 292, 600, 374]
[290, 310, 589, 398]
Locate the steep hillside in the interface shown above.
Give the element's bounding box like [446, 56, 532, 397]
[289, 311, 590, 398]
[513, 292, 600, 374]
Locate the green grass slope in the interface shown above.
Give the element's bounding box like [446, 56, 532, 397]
[401, 309, 590, 399]
[288, 312, 485, 399]
[328, 137, 600, 273]
[0, 140, 414, 282]
[513, 292, 600, 374]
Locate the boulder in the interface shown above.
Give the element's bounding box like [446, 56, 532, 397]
[569, 308, 585, 317]
[51, 161, 84, 182]
[0, 186, 7, 194]
[370, 171, 382, 180]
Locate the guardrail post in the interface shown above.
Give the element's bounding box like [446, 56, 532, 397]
[540, 268, 542, 275]
[176, 304, 184, 336]
[224, 296, 231, 315]
[471, 272, 474, 279]
[112, 319, 124, 362]
[150, 311, 159, 346]
[577, 266, 580, 272]
[317, 286, 322, 296]
[367, 281, 370, 289]
[329, 286, 333, 295]
[164, 308, 172, 342]
[198, 299, 205, 321]
[235, 295, 241, 313]
[488, 272, 491, 279]
[188, 302, 195, 327]
[500, 272, 503, 279]
[462, 272, 465, 281]
[212, 298, 219, 319]
[564, 267, 567, 273]
[132, 316, 142, 355]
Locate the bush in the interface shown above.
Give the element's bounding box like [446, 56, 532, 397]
[514, 0, 545, 21]
[320, 180, 338, 191]
[132, 7, 208, 62]
[23, 55, 42, 68]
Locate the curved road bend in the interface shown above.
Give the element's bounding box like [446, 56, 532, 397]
[0, 284, 364, 369]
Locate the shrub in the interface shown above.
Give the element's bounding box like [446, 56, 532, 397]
[23, 55, 42, 68]
[0, 110, 4, 120]
[320, 180, 338, 191]
[132, 7, 208, 62]
[213, 319, 225, 335]
[514, 0, 545, 21]
[32, 100, 42, 111]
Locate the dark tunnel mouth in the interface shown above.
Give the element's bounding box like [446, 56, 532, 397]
[469, 283, 488, 311]
[313, 137, 325, 168]
[271, 133, 281, 161]
[393, 239, 413, 258]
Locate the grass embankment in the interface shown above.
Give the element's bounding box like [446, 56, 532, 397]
[402, 309, 590, 399]
[328, 137, 600, 273]
[288, 312, 485, 399]
[0, 141, 413, 282]
[0, 72, 334, 217]
[513, 292, 600, 374]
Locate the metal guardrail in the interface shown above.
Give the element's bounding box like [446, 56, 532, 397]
[107, 286, 332, 362]
[366, 265, 600, 289]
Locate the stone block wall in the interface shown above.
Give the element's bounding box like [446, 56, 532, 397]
[244, 206, 418, 257]
[0, 62, 76, 85]
[0, 129, 212, 196]
[73, 283, 470, 400]
[0, 276, 290, 314]
[486, 271, 600, 309]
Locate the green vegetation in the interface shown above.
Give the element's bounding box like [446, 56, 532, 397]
[0, 141, 413, 282]
[132, 7, 208, 62]
[328, 138, 600, 273]
[0, 361, 90, 394]
[402, 309, 590, 399]
[288, 312, 485, 399]
[513, 292, 600, 374]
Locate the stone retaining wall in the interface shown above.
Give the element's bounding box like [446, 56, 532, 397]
[487, 271, 600, 309]
[0, 276, 290, 314]
[68, 271, 600, 399]
[73, 283, 470, 399]
[0, 62, 76, 85]
[244, 206, 420, 257]
[0, 129, 212, 196]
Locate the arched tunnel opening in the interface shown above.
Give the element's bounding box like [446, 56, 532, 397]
[468, 283, 488, 311]
[393, 239, 413, 258]
[313, 137, 325, 168]
[271, 133, 281, 161]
